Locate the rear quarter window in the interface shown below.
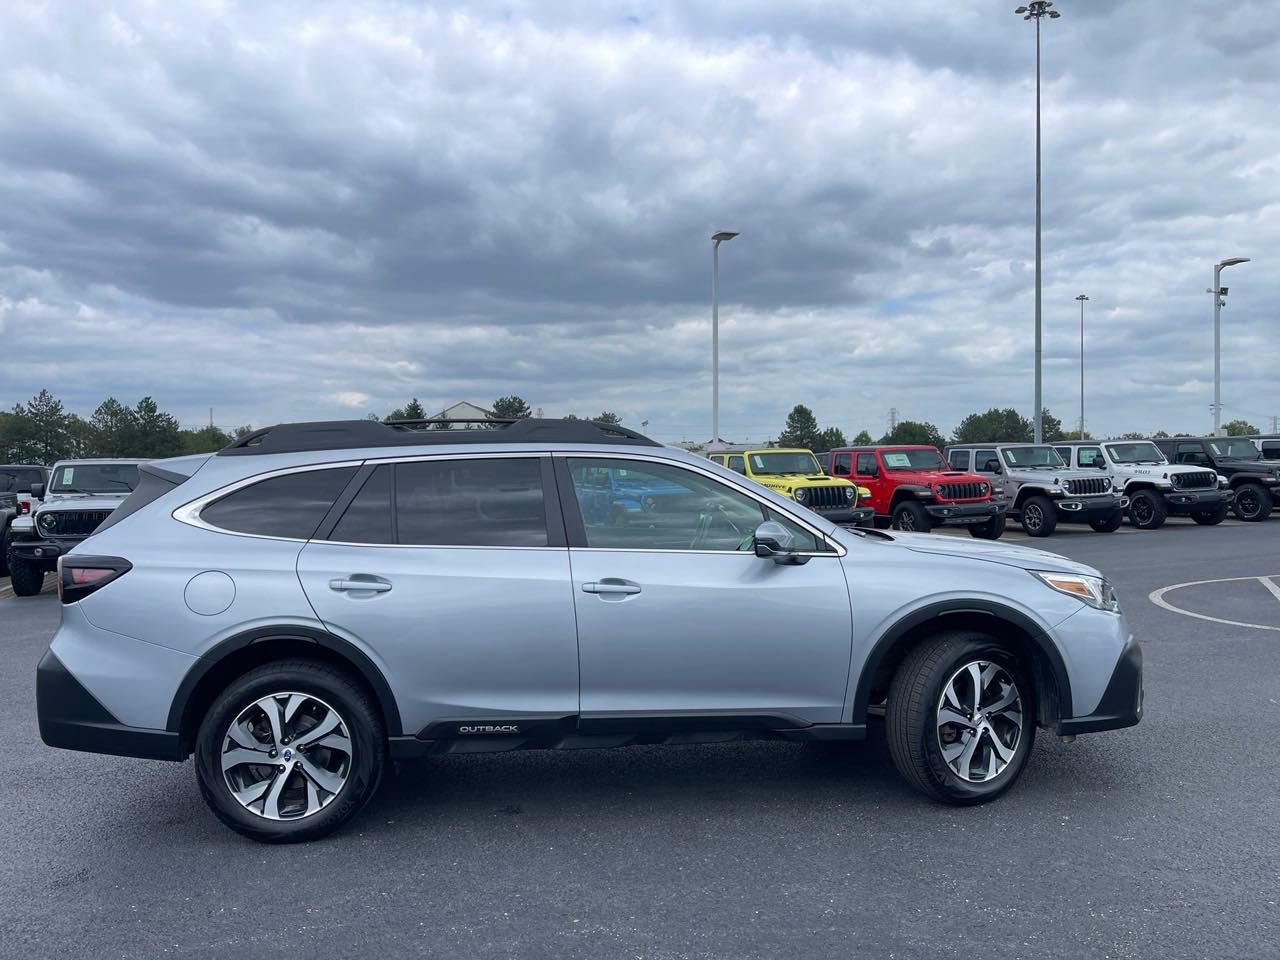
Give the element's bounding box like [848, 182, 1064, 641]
[201, 467, 358, 539]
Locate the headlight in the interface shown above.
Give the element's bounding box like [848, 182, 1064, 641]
[1031, 571, 1120, 612]
[38, 512, 58, 533]
[793, 487, 807, 502]
[1218, 474, 1230, 488]
[843, 486, 855, 500]
[978, 483, 989, 494]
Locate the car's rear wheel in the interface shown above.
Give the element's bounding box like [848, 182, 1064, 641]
[1018, 496, 1057, 537]
[891, 501, 932, 533]
[195, 660, 386, 843]
[1232, 483, 1273, 522]
[967, 514, 1006, 540]
[7, 551, 45, 596]
[886, 632, 1035, 805]
[1089, 509, 1124, 533]
[1192, 503, 1229, 525]
[1127, 489, 1167, 530]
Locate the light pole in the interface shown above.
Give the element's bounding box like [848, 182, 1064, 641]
[1075, 293, 1088, 438]
[1209, 256, 1250, 435]
[1014, 2, 1060, 443]
[710, 230, 738, 448]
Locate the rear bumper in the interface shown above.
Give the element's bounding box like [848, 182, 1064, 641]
[1162, 487, 1233, 508]
[37, 650, 184, 761]
[923, 500, 1006, 525]
[1057, 635, 1143, 736]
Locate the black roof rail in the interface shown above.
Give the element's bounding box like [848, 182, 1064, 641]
[218, 418, 662, 456]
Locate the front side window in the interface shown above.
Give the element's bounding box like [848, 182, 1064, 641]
[855, 453, 877, 476]
[831, 453, 851, 475]
[1104, 442, 1165, 465]
[1175, 442, 1208, 464]
[1207, 438, 1261, 460]
[397, 458, 547, 547]
[746, 451, 822, 476]
[202, 467, 358, 539]
[51, 463, 140, 494]
[948, 449, 970, 471]
[1075, 446, 1103, 468]
[1261, 440, 1280, 460]
[567, 458, 817, 552]
[974, 449, 998, 472]
[727, 455, 746, 474]
[1001, 446, 1065, 469]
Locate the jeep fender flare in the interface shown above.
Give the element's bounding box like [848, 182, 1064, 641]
[165, 624, 402, 739]
[849, 598, 1073, 723]
[887, 485, 930, 511]
[1012, 486, 1054, 508]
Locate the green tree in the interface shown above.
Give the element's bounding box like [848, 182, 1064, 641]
[18, 390, 74, 463]
[951, 408, 1032, 444]
[387, 398, 426, 421]
[594, 411, 622, 425]
[90, 397, 138, 456]
[1152, 430, 1171, 439]
[1040, 408, 1065, 443]
[880, 420, 946, 448]
[0, 407, 41, 463]
[852, 430, 873, 446]
[131, 397, 183, 458]
[1224, 419, 1259, 436]
[1116, 432, 1146, 441]
[778, 404, 821, 449]
[814, 426, 846, 451]
[491, 396, 532, 420]
[180, 425, 233, 454]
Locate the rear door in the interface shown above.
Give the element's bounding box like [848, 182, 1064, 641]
[297, 455, 579, 734]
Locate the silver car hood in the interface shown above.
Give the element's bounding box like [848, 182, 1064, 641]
[38, 493, 129, 513]
[843, 529, 1100, 577]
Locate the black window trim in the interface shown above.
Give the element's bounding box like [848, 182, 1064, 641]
[550, 451, 842, 557]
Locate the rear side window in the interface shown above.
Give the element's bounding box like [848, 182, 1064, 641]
[202, 467, 358, 539]
[396, 458, 547, 547]
[947, 450, 969, 471]
[329, 466, 393, 544]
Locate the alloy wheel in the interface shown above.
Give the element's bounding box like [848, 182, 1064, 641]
[1237, 489, 1261, 519]
[220, 692, 353, 821]
[1023, 503, 1044, 531]
[1132, 497, 1153, 524]
[935, 660, 1024, 783]
[895, 510, 917, 531]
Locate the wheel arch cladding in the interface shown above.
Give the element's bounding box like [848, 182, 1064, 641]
[167, 625, 402, 755]
[853, 601, 1072, 726]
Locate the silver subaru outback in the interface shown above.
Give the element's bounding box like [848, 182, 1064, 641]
[37, 419, 1142, 842]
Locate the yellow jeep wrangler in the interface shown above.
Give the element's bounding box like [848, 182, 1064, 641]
[708, 448, 873, 526]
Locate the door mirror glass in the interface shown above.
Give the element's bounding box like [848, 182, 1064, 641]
[752, 521, 809, 565]
[30, 482, 44, 500]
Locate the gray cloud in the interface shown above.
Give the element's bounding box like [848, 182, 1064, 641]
[1, 0, 1277, 443]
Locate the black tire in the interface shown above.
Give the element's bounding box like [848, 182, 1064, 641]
[0, 529, 8, 577]
[1018, 495, 1057, 537]
[1089, 509, 1124, 533]
[195, 659, 386, 843]
[1192, 503, 1229, 525]
[1127, 489, 1168, 530]
[1231, 483, 1273, 522]
[891, 501, 933, 533]
[967, 514, 1006, 540]
[886, 631, 1036, 805]
[7, 550, 45, 596]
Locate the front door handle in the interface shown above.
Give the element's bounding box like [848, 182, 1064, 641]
[329, 577, 392, 594]
[582, 580, 642, 596]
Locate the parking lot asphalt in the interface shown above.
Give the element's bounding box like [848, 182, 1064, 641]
[2, 522, 1279, 960]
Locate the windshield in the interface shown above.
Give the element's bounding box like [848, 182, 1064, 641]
[1207, 439, 1260, 460]
[748, 452, 823, 475]
[1001, 446, 1065, 469]
[880, 448, 947, 471]
[50, 463, 140, 494]
[1104, 442, 1166, 464]
[0, 469, 46, 494]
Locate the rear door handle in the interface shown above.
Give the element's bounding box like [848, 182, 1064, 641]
[582, 580, 642, 596]
[329, 577, 392, 594]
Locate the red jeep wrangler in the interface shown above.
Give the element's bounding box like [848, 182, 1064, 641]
[823, 445, 1007, 538]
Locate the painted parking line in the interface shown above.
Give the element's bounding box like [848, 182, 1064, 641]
[1148, 575, 1280, 632]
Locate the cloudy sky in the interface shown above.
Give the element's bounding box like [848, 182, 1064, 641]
[1, 0, 1276, 443]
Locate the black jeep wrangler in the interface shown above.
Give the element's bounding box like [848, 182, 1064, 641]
[1153, 437, 1279, 522]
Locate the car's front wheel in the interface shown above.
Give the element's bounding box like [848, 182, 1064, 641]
[1232, 483, 1273, 522]
[891, 501, 932, 533]
[967, 514, 1006, 540]
[7, 551, 45, 596]
[194, 659, 386, 843]
[886, 632, 1035, 805]
[1127, 489, 1167, 530]
[1018, 495, 1057, 537]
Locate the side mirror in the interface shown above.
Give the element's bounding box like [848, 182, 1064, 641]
[753, 521, 809, 565]
[983, 459, 1002, 474]
[30, 482, 45, 500]
[866, 465, 879, 478]
[1091, 455, 1106, 470]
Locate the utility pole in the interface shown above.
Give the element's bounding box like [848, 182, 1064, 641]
[1075, 294, 1088, 438]
[888, 408, 898, 433]
[710, 230, 739, 449]
[1209, 256, 1250, 436]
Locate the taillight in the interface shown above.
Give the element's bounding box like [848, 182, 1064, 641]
[18, 501, 30, 514]
[58, 555, 132, 604]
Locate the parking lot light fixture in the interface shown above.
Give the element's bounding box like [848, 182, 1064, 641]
[1210, 257, 1250, 435]
[710, 230, 739, 449]
[1013, 1, 1061, 443]
[1075, 294, 1089, 438]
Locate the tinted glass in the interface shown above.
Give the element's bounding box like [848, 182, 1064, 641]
[832, 453, 851, 475]
[397, 458, 547, 546]
[330, 465, 393, 544]
[727, 456, 746, 474]
[568, 458, 769, 551]
[975, 449, 997, 471]
[0, 469, 45, 493]
[202, 467, 357, 539]
[1261, 441, 1280, 460]
[51, 463, 139, 493]
[1207, 438, 1260, 460]
[855, 454, 877, 475]
[948, 449, 970, 471]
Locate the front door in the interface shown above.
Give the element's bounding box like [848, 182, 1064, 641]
[558, 456, 853, 725]
[297, 456, 579, 735]
[854, 452, 887, 515]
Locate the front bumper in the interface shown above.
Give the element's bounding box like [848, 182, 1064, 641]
[1162, 487, 1234, 509]
[37, 650, 183, 761]
[923, 500, 1007, 525]
[812, 505, 873, 525]
[1058, 634, 1143, 736]
[1053, 494, 1128, 519]
[7, 536, 69, 564]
